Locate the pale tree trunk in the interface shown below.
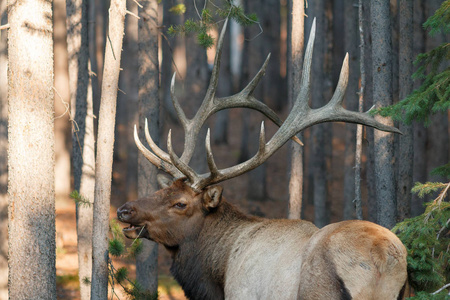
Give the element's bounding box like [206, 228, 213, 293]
[396, 0, 413, 221]
[7, 0, 56, 297]
[136, 0, 159, 295]
[342, 0, 359, 220]
[0, 0, 8, 297]
[91, 0, 126, 298]
[53, 0, 72, 200]
[411, 0, 426, 216]
[184, 3, 208, 173]
[66, 0, 95, 297]
[371, 0, 397, 228]
[287, 0, 304, 219]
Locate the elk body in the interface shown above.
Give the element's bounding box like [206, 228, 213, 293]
[118, 19, 408, 299]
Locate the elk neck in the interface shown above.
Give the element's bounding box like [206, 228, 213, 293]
[169, 199, 259, 300]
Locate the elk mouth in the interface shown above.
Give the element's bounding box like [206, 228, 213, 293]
[122, 223, 149, 239]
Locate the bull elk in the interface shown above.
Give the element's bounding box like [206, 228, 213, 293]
[117, 19, 407, 300]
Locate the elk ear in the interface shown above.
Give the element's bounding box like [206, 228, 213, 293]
[203, 186, 223, 209]
[157, 174, 173, 189]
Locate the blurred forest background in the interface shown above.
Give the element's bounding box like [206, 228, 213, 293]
[0, 0, 448, 299]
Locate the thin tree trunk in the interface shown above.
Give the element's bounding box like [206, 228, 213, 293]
[354, 0, 365, 221]
[308, 0, 331, 227]
[91, 0, 126, 298]
[136, 0, 159, 295]
[343, 0, 359, 220]
[0, 0, 8, 296]
[371, 0, 397, 228]
[287, 0, 305, 219]
[411, 0, 427, 216]
[66, 0, 95, 296]
[397, 0, 413, 221]
[7, 0, 56, 296]
[184, 3, 208, 173]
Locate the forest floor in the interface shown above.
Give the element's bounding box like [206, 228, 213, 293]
[54, 108, 351, 299]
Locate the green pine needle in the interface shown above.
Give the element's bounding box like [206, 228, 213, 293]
[109, 239, 125, 257]
[114, 267, 128, 284]
[69, 190, 92, 207]
[169, 4, 186, 15]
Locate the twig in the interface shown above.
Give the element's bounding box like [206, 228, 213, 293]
[126, 9, 140, 19]
[432, 283, 450, 295]
[133, 0, 143, 8]
[0, 24, 9, 30]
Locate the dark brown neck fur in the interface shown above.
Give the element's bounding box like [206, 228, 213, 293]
[169, 200, 257, 300]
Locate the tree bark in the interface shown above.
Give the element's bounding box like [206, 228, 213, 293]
[91, 0, 126, 298]
[7, 0, 56, 297]
[66, 0, 95, 296]
[307, 0, 332, 227]
[183, 2, 208, 173]
[411, 0, 427, 216]
[287, 0, 305, 219]
[136, 0, 159, 295]
[0, 0, 8, 296]
[343, 0, 359, 220]
[371, 0, 397, 228]
[397, 0, 413, 221]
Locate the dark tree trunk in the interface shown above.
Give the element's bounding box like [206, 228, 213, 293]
[183, 3, 209, 173]
[371, 0, 397, 228]
[307, 0, 332, 227]
[342, 0, 359, 220]
[136, 0, 160, 295]
[396, 0, 414, 221]
[411, 0, 427, 216]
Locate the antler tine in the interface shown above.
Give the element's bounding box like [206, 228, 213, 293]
[204, 18, 229, 102]
[170, 72, 189, 129]
[192, 17, 402, 190]
[205, 129, 220, 177]
[167, 129, 201, 188]
[144, 118, 171, 164]
[134, 125, 182, 177]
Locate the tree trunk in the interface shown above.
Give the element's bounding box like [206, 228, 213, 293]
[66, 0, 95, 297]
[396, 0, 413, 221]
[371, 0, 397, 228]
[307, 0, 332, 227]
[0, 0, 8, 296]
[136, 0, 159, 295]
[411, 0, 427, 216]
[342, 0, 359, 220]
[183, 3, 208, 173]
[91, 0, 126, 298]
[7, 0, 56, 296]
[425, 0, 448, 185]
[287, 0, 305, 219]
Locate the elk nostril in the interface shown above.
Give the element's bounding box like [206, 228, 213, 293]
[117, 206, 135, 221]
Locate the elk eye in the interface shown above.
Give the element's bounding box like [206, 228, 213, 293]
[174, 202, 187, 209]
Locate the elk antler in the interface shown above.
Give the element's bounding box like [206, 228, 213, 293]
[135, 18, 301, 182]
[136, 18, 401, 192]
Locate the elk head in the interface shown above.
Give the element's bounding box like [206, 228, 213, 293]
[118, 18, 400, 245]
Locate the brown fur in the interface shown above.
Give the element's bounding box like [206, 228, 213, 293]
[117, 179, 408, 300]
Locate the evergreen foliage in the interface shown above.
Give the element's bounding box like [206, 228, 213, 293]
[167, 0, 258, 48]
[69, 190, 92, 207]
[374, 0, 449, 127]
[392, 192, 449, 294]
[107, 219, 151, 299]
